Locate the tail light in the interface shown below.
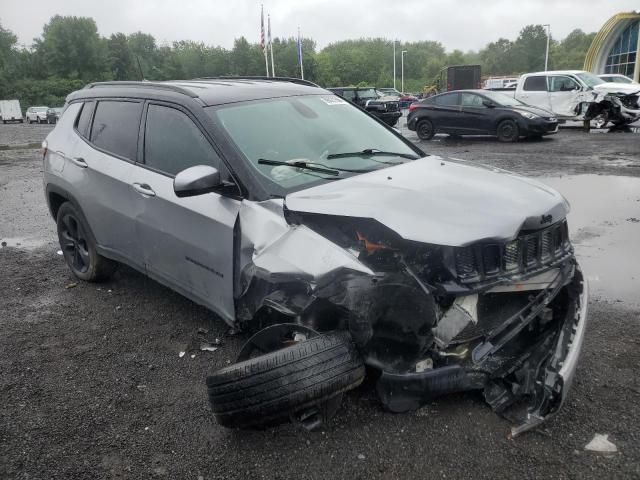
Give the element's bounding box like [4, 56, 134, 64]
[408, 103, 418, 111]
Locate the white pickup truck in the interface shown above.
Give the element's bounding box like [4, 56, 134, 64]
[503, 70, 640, 126]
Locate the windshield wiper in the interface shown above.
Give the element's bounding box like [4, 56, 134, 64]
[258, 159, 339, 176]
[258, 159, 378, 175]
[326, 148, 419, 160]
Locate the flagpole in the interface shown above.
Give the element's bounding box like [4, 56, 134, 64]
[261, 5, 269, 76]
[268, 14, 275, 77]
[298, 26, 304, 80]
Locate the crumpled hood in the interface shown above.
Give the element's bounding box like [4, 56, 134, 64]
[594, 82, 640, 97]
[285, 156, 570, 247]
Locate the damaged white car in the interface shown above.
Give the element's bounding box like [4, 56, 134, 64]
[512, 70, 640, 127]
[44, 78, 588, 437]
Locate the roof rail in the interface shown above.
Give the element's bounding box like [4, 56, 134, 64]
[85, 81, 199, 98]
[194, 76, 320, 88]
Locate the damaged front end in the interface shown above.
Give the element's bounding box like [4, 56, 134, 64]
[584, 89, 640, 127]
[233, 197, 588, 435]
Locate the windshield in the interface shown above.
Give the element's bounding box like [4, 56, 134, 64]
[576, 72, 604, 87]
[207, 95, 419, 195]
[481, 90, 524, 107]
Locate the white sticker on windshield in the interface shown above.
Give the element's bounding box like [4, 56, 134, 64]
[321, 96, 348, 105]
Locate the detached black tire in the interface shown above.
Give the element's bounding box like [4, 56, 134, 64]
[207, 331, 365, 429]
[497, 119, 519, 142]
[56, 202, 117, 282]
[416, 119, 435, 140]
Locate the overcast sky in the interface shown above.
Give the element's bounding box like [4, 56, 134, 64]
[3, 0, 639, 51]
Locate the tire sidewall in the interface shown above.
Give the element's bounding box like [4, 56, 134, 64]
[56, 202, 101, 281]
[417, 119, 434, 140]
[497, 119, 519, 142]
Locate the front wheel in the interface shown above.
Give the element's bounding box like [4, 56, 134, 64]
[56, 202, 117, 282]
[416, 118, 435, 140]
[496, 119, 519, 142]
[207, 330, 365, 429]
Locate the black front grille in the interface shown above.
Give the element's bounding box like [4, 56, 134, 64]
[454, 220, 571, 284]
[385, 102, 400, 112]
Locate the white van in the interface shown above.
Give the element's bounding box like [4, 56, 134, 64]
[0, 100, 23, 123]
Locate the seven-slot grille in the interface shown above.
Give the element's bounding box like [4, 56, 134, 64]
[454, 219, 571, 283]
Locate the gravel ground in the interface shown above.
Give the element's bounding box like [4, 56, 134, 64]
[1, 122, 639, 479]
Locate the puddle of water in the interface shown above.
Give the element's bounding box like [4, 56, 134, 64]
[539, 174, 640, 305]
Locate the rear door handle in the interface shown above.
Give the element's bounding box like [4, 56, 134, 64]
[69, 156, 88, 168]
[132, 182, 156, 197]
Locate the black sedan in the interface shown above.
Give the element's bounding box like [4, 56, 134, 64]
[407, 90, 558, 142]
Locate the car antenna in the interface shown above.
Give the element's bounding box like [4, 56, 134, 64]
[135, 55, 146, 81]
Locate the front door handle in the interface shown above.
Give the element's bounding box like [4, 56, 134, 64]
[132, 182, 156, 197]
[70, 156, 88, 168]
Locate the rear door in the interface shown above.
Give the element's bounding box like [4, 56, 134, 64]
[518, 75, 551, 110]
[459, 92, 494, 133]
[69, 99, 144, 268]
[132, 102, 240, 321]
[547, 75, 583, 118]
[431, 92, 462, 131]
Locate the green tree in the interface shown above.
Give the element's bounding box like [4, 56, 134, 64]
[107, 33, 134, 80]
[35, 15, 106, 79]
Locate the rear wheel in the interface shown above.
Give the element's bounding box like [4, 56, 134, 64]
[56, 202, 117, 282]
[207, 328, 365, 430]
[416, 119, 435, 140]
[496, 119, 519, 142]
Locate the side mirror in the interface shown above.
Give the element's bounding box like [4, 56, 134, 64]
[482, 100, 496, 108]
[173, 165, 221, 198]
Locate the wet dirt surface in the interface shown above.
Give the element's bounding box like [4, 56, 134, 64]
[1, 123, 640, 479]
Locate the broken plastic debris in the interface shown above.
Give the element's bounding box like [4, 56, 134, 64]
[178, 351, 186, 358]
[190, 354, 196, 359]
[65, 282, 77, 289]
[200, 344, 218, 353]
[56, 250, 63, 256]
[197, 327, 209, 335]
[585, 434, 617, 454]
[357, 454, 365, 460]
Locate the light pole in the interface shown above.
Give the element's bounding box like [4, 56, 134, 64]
[393, 40, 397, 90]
[401, 50, 408, 93]
[543, 24, 551, 71]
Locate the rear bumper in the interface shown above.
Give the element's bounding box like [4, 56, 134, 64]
[377, 265, 588, 436]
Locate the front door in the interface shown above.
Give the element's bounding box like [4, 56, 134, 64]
[132, 102, 240, 322]
[459, 92, 494, 133]
[547, 75, 583, 118]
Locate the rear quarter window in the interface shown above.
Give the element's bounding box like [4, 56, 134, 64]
[523, 76, 548, 91]
[75, 101, 95, 139]
[90, 100, 142, 161]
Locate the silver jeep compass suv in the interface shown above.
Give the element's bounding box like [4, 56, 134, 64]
[43, 77, 588, 435]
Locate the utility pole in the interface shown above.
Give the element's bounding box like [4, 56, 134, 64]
[401, 50, 408, 93]
[543, 24, 551, 71]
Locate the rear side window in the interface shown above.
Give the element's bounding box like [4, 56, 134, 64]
[75, 101, 95, 139]
[523, 76, 547, 91]
[434, 93, 459, 106]
[90, 101, 142, 161]
[143, 104, 222, 176]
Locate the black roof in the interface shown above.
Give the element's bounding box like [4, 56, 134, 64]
[68, 77, 329, 106]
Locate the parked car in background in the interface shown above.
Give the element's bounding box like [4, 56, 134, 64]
[26, 106, 49, 124]
[378, 87, 402, 97]
[43, 78, 587, 435]
[407, 89, 558, 142]
[328, 87, 402, 126]
[47, 107, 63, 124]
[0, 99, 23, 123]
[506, 70, 640, 126]
[483, 77, 519, 89]
[598, 73, 637, 84]
[376, 88, 417, 108]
